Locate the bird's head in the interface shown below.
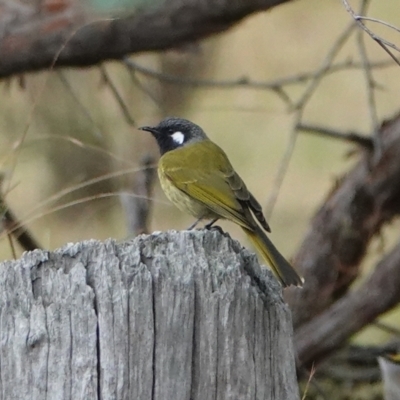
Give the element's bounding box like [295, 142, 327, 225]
[139, 117, 208, 155]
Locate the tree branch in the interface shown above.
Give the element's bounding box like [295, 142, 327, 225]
[297, 123, 373, 148]
[286, 112, 400, 328]
[0, 0, 292, 79]
[295, 239, 400, 368]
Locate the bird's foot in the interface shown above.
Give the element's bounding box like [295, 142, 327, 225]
[204, 218, 219, 230]
[207, 225, 225, 235]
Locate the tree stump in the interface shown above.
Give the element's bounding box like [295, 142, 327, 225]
[0, 229, 299, 400]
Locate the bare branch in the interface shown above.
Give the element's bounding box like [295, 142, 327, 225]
[263, 3, 375, 216]
[0, 0, 293, 79]
[126, 65, 163, 108]
[124, 57, 295, 107]
[124, 58, 394, 105]
[357, 1, 381, 157]
[265, 110, 302, 218]
[293, 20, 356, 110]
[120, 155, 156, 236]
[99, 65, 136, 126]
[295, 239, 400, 368]
[297, 123, 373, 148]
[263, 5, 371, 219]
[357, 16, 400, 35]
[57, 71, 104, 138]
[286, 112, 400, 329]
[373, 321, 400, 338]
[342, 0, 400, 66]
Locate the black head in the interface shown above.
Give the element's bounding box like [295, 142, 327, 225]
[139, 117, 208, 155]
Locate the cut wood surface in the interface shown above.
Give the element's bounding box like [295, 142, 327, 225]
[0, 229, 299, 400]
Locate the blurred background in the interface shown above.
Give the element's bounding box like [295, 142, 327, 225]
[1, 0, 400, 397]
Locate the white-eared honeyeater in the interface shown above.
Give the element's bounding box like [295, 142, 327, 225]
[140, 117, 303, 287]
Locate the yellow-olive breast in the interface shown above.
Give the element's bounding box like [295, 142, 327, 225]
[158, 148, 218, 220]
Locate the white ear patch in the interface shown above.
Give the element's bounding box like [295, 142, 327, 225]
[171, 131, 185, 145]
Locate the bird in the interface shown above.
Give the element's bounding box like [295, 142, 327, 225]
[140, 117, 303, 288]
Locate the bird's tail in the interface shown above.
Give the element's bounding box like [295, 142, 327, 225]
[242, 226, 303, 288]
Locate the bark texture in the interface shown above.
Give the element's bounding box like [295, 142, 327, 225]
[295, 240, 400, 367]
[0, 0, 292, 79]
[287, 113, 400, 329]
[285, 112, 400, 368]
[0, 229, 299, 400]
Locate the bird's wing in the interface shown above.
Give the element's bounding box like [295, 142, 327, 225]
[224, 169, 271, 232]
[160, 141, 259, 230]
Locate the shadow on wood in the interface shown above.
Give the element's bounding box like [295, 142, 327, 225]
[0, 229, 299, 400]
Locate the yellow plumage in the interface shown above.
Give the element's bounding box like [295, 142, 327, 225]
[158, 139, 303, 288]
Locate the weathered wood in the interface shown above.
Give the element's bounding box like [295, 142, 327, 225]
[0, 229, 299, 400]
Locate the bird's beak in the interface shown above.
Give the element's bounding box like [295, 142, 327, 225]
[139, 126, 159, 136]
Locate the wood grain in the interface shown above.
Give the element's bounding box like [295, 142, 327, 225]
[0, 229, 299, 399]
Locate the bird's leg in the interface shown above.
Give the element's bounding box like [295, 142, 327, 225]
[188, 217, 222, 233]
[187, 218, 202, 230]
[205, 218, 219, 230]
[205, 218, 225, 235]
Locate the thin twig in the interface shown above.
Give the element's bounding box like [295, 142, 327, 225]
[357, 0, 382, 158]
[265, 110, 302, 219]
[297, 123, 373, 149]
[0, 191, 169, 242]
[6, 232, 17, 260]
[264, 17, 359, 216]
[23, 135, 137, 168]
[127, 67, 163, 109]
[1, 207, 42, 251]
[374, 39, 400, 67]
[299, 366, 329, 400]
[125, 58, 393, 89]
[373, 321, 400, 338]
[99, 65, 136, 126]
[301, 364, 317, 400]
[0, 175, 42, 251]
[4, 19, 116, 200]
[293, 20, 357, 110]
[342, 0, 400, 66]
[357, 16, 400, 35]
[120, 155, 156, 236]
[269, 86, 293, 108]
[19, 166, 158, 223]
[57, 71, 104, 139]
